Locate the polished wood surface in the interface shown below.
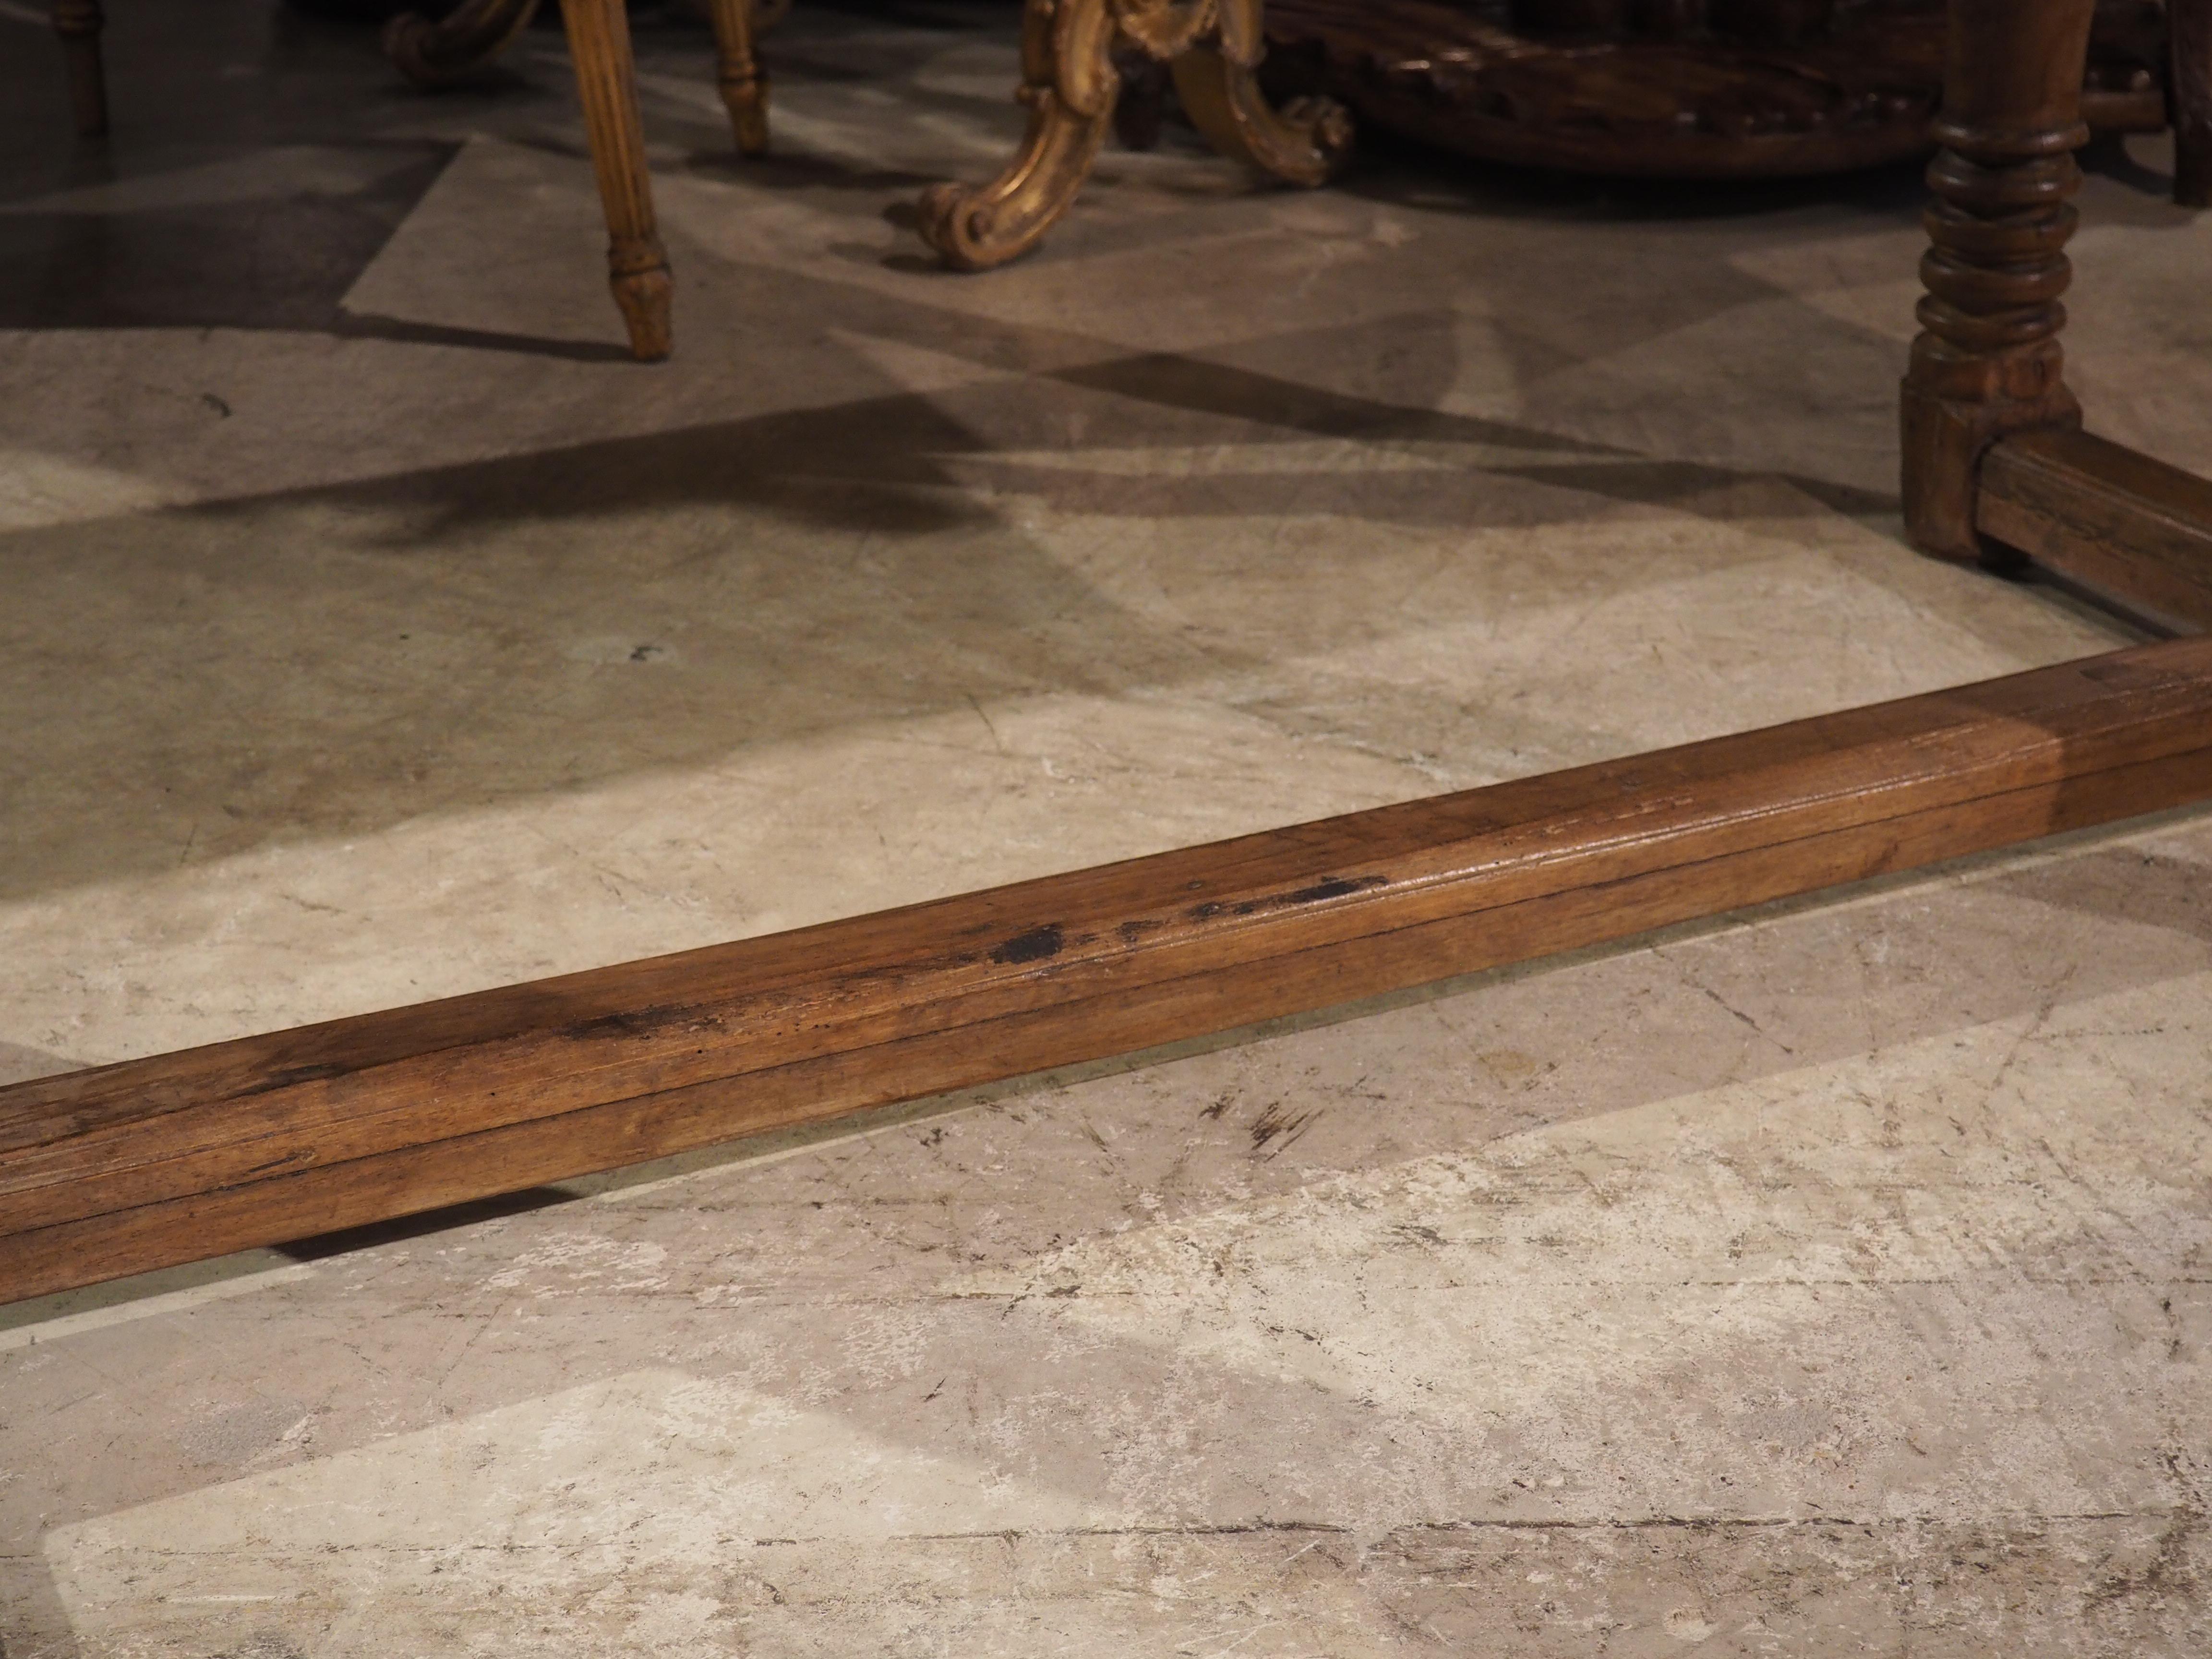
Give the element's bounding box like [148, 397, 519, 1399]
[1982, 427, 2212, 631]
[9, 639, 2212, 1305]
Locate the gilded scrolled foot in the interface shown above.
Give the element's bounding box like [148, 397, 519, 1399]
[1167, 49, 1352, 185]
[384, 0, 544, 89]
[917, 92, 1115, 269]
[917, 0, 1118, 270]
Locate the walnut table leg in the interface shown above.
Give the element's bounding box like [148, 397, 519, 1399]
[1900, 0, 2095, 563]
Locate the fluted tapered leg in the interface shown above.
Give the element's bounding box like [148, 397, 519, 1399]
[561, 0, 674, 361]
[704, 0, 770, 154]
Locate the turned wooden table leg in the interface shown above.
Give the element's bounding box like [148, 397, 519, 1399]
[52, 0, 108, 138]
[704, 0, 769, 155]
[559, 0, 673, 361]
[385, 0, 544, 87]
[2173, 0, 2212, 206]
[1900, 0, 2096, 563]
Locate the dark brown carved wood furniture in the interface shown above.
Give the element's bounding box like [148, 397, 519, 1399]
[1258, 0, 2212, 204]
[7, 0, 2211, 1307]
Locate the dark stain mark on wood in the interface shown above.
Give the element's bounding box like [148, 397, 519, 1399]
[992, 924, 1064, 965]
[238, 1063, 349, 1098]
[1188, 873, 1387, 922]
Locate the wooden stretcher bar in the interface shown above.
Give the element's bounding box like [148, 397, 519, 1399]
[1980, 428, 2212, 635]
[6, 638, 2212, 1306]
[9, 0, 2212, 1315]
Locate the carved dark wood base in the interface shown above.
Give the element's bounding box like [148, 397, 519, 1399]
[917, 0, 1354, 271]
[1259, 0, 2202, 194]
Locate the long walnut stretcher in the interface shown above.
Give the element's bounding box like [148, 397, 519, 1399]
[5, 0, 2211, 1309]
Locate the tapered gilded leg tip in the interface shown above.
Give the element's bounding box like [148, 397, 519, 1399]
[612, 265, 673, 362]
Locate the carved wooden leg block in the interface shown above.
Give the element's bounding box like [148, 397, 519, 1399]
[1979, 428, 2212, 633]
[7, 638, 2212, 1306]
[52, 0, 108, 138]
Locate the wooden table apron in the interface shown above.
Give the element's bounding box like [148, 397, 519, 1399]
[5, 0, 2210, 1307]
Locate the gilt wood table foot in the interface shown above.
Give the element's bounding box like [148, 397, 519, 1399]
[918, 0, 1351, 271]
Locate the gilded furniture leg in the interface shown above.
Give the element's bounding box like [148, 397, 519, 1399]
[704, 0, 771, 155]
[52, 0, 108, 138]
[918, 0, 1352, 271]
[1899, 0, 2096, 562]
[561, 0, 674, 361]
[385, 0, 545, 88]
[917, 0, 1119, 271]
[1169, 0, 1351, 187]
[2173, 0, 2212, 206]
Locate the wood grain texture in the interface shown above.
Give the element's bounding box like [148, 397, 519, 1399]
[1981, 427, 2212, 633]
[8, 640, 2212, 1306]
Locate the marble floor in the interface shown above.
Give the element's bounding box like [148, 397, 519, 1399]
[1, 1, 2208, 1652]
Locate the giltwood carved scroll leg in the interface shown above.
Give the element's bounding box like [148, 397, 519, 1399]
[2173, 0, 2212, 207]
[1168, 0, 1351, 187]
[385, 0, 544, 88]
[917, 0, 1118, 271]
[917, 0, 1352, 271]
[561, 0, 674, 361]
[1900, 0, 2096, 563]
[52, 0, 108, 139]
[704, 0, 771, 154]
